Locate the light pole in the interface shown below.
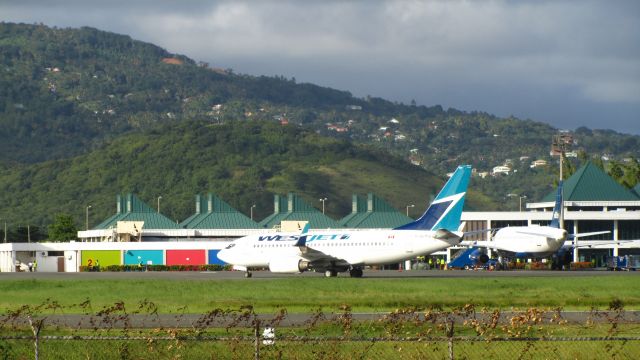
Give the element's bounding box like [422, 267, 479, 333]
[506, 193, 518, 211]
[406, 204, 415, 216]
[157, 196, 162, 213]
[250, 204, 256, 221]
[85, 205, 92, 231]
[319, 198, 328, 214]
[519, 195, 527, 212]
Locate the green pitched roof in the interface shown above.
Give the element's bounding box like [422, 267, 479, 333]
[180, 194, 259, 229]
[258, 193, 342, 229]
[94, 194, 181, 229]
[541, 161, 640, 202]
[339, 193, 413, 228]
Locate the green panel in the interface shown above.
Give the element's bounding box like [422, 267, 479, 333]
[81, 250, 121, 267]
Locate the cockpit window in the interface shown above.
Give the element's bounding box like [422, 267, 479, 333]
[225, 243, 236, 249]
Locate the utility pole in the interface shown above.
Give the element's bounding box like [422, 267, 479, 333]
[519, 196, 527, 212]
[85, 205, 92, 231]
[406, 204, 415, 216]
[319, 198, 327, 214]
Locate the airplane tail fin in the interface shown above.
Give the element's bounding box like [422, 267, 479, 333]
[549, 181, 563, 229]
[394, 165, 472, 231]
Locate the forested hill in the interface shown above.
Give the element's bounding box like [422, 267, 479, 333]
[0, 23, 639, 233]
[0, 120, 495, 232]
[3, 22, 637, 167]
[0, 22, 440, 164]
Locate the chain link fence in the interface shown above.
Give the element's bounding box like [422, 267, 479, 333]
[1, 300, 639, 359]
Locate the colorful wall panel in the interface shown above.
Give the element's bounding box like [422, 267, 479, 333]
[166, 249, 205, 265]
[124, 250, 164, 266]
[81, 250, 121, 268]
[208, 250, 226, 265]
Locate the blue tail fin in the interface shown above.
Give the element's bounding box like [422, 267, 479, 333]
[394, 165, 472, 231]
[549, 181, 563, 228]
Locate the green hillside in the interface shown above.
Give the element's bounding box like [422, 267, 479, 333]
[0, 120, 494, 236]
[0, 23, 638, 238]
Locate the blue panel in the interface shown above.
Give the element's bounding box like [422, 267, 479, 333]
[124, 250, 164, 266]
[208, 249, 226, 265]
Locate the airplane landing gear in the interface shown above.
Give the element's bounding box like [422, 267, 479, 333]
[349, 267, 363, 278]
[325, 270, 338, 277]
[244, 271, 253, 278]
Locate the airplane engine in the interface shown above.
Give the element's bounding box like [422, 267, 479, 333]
[268, 257, 310, 273]
[478, 254, 490, 264]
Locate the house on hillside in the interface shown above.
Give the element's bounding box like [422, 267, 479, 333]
[492, 165, 511, 176]
[530, 159, 548, 168]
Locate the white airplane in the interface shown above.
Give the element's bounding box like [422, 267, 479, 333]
[463, 182, 612, 260]
[217, 165, 473, 277]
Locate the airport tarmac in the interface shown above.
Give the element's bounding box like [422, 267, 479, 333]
[1, 269, 639, 280]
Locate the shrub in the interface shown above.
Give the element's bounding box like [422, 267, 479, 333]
[570, 262, 594, 270]
[80, 264, 230, 272]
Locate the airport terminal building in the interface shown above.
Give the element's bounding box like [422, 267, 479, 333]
[1, 162, 639, 272]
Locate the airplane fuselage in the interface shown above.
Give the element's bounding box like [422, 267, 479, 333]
[489, 226, 567, 258]
[217, 229, 461, 270]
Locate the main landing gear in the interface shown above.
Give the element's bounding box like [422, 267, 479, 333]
[324, 270, 338, 277]
[349, 267, 363, 278]
[244, 271, 253, 278]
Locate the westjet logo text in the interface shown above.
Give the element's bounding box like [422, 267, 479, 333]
[258, 234, 351, 242]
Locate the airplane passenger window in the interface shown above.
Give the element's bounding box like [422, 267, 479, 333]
[225, 243, 236, 249]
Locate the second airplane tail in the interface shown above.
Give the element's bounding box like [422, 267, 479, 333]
[549, 181, 564, 229]
[394, 165, 472, 232]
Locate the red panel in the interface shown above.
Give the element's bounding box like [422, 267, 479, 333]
[166, 250, 206, 265]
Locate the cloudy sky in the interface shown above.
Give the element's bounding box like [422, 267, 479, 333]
[2, 0, 639, 134]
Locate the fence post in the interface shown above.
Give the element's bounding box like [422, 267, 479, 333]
[446, 317, 454, 360]
[254, 319, 261, 360]
[27, 316, 44, 360]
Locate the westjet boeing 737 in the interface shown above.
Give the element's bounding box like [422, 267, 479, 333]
[217, 165, 472, 277]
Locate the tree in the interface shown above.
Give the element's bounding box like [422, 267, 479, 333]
[48, 214, 78, 242]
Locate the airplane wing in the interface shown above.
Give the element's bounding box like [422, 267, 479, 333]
[293, 226, 352, 266]
[568, 231, 611, 239]
[459, 240, 492, 248]
[569, 239, 634, 249]
[462, 228, 494, 238]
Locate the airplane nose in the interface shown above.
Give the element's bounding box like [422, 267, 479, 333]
[217, 249, 231, 263]
[560, 230, 568, 240]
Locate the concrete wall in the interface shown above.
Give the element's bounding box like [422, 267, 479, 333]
[34, 252, 61, 272]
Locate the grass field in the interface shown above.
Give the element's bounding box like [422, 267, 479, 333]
[1, 274, 639, 313]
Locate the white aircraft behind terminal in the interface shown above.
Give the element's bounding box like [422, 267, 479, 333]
[463, 182, 612, 259]
[217, 165, 473, 277]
